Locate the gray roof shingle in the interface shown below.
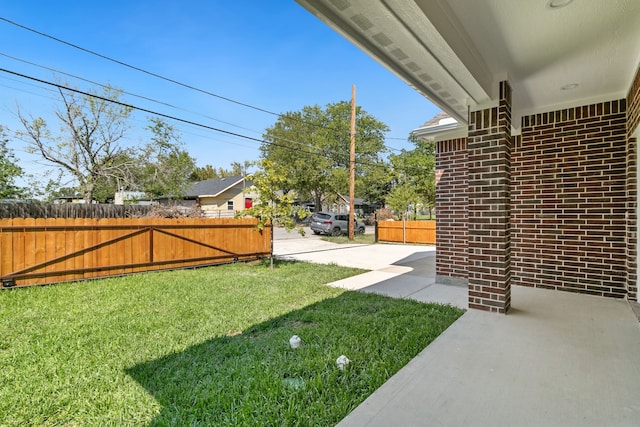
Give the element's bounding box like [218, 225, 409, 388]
[184, 175, 250, 198]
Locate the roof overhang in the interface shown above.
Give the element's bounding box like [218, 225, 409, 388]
[296, 0, 640, 131]
[413, 122, 467, 142]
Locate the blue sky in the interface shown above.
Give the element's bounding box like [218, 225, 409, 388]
[0, 1, 439, 185]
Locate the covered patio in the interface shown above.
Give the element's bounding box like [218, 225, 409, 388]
[294, 0, 640, 425]
[296, 0, 640, 311]
[276, 228, 640, 425]
[336, 285, 640, 426]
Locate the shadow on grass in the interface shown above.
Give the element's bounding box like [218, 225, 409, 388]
[126, 291, 463, 426]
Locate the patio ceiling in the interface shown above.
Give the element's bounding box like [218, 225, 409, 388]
[296, 0, 640, 130]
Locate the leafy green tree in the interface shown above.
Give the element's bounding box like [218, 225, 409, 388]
[190, 164, 217, 181]
[41, 180, 79, 202]
[17, 85, 136, 203]
[385, 182, 418, 220]
[389, 133, 436, 218]
[356, 162, 392, 208]
[261, 101, 389, 210]
[240, 159, 309, 268]
[137, 118, 196, 200]
[0, 125, 26, 199]
[190, 161, 251, 181]
[385, 181, 419, 244]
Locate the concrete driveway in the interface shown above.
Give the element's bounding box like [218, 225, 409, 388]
[272, 226, 467, 308]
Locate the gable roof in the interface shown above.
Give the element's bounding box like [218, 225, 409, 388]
[185, 176, 250, 199]
[337, 194, 371, 206]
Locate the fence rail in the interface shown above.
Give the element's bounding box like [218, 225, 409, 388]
[0, 218, 270, 288]
[377, 220, 436, 245]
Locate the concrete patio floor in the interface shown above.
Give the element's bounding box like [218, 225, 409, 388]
[274, 235, 640, 426]
[338, 286, 640, 427]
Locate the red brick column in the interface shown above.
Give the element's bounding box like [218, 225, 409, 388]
[435, 138, 468, 285]
[467, 81, 512, 313]
[628, 65, 640, 301]
[627, 135, 637, 301]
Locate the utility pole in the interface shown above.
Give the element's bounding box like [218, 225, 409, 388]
[349, 85, 356, 241]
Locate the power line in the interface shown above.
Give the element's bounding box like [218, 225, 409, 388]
[0, 17, 413, 147]
[0, 16, 283, 118]
[0, 51, 266, 138]
[0, 69, 336, 165]
[0, 67, 347, 163]
[0, 52, 359, 157]
[1, 72, 315, 160]
[2, 70, 410, 173]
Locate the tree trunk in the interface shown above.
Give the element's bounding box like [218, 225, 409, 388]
[314, 192, 322, 213]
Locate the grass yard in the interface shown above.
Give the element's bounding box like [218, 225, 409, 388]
[321, 233, 376, 244]
[0, 260, 463, 426]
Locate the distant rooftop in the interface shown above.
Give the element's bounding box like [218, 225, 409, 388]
[413, 112, 465, 141]
[185, 175, 251, 198]
[420, 111, 457, 128]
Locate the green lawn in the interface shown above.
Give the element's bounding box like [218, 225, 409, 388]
[321, 233, 376, 244]
[0, 260, 463, 426]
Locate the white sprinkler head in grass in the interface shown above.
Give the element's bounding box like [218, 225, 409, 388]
[289, 335, 302, 349]
[336, 355, 350, 370]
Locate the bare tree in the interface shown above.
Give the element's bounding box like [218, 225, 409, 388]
[17, 84, 137, 203]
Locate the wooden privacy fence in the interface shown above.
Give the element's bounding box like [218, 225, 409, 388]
[377, 220, 436, 245]
[0, 218, 271, 288]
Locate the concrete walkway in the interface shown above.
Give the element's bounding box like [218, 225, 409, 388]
[274, 237, 467, 308]
[274, 237, 640, 426]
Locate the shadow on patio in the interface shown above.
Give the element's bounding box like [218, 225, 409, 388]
[327, 251, 468, 309]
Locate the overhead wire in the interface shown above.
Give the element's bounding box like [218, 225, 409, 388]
[0, 68, 366, 166]
[0, 51, 266, 138]
[0, 75, 257, 153]
[0, 16, 414, 149]
[1, 52, 364, 158]
[0, 16, 282, 118]
[1, 70, 409, 176]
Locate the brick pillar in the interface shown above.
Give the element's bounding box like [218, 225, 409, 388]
[467, 81, 512, 313]
[435, 138, 468, 285]
[628, 135, 638, 301]
[627, 65, 640, 301]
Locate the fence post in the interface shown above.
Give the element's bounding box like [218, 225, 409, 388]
[374, 220, 378, 243]
[403, 217, 406, 245]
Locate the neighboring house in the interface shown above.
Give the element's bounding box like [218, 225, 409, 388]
[182, 175, 256, 218]
[296, 1, 640, 313]
[322, 195, 377, 216]
[53, 196, 96, 204]
[114, 190, 155, 206]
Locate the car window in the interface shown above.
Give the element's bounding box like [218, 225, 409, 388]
[314, 213, 331, 220]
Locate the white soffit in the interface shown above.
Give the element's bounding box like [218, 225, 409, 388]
[296, 0, 491, 124]
[440, 0, 640, 122]
[297, 0, 640, 129]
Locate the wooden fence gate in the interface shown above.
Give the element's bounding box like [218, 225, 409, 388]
[0, 218, 271, 288]
[377, 220, 436, 245]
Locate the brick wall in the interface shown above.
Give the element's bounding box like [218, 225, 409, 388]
[435, 138, 468, 284]
[466, 81, 513, 312]
[512, 100, 628, 297]
[626, 65, 640, 300]
[625, 136, 636, 301]
[435, 70, 639, 302]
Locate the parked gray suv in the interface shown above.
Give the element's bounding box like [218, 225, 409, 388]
[310, 212, 365, 236]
